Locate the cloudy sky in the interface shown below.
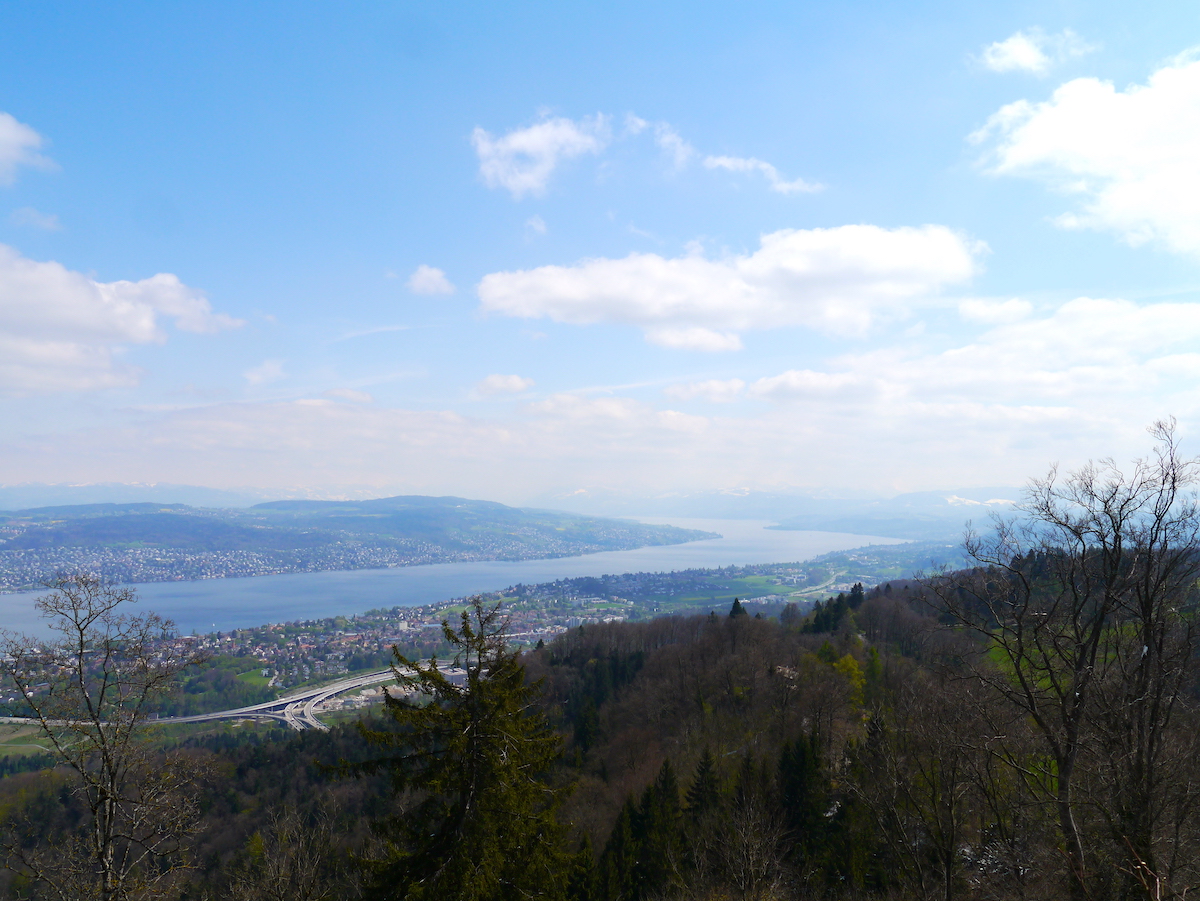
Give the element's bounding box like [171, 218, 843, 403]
[3, 1, 1200, 505]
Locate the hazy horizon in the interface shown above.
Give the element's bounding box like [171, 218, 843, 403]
[3, 3, 1199, 502]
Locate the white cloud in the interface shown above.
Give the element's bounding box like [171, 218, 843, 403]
[958, 297, 1033, 324]
[703, 155, 822, 194]
[664, 378, 746, 402]
[0, 112, 54, 185]
[525, 215, 547, 235]
[0, 244, 241, 394]
[10, 207, 61, 231]
[12, 299, 1200, 499]
[529, 393, 708, 433]
[325, 388, 374, 403]
[478, 224, 980, 347]
[754, 296, 1200, 409]
[979, 28, 1095, 76]
[99, 273, 241, 335]
[655, 124, 695, 170]
[475, 373, 535, 396]
[244, 359, 285, 385]
[478, 112, 818, 196]
[749, 369, 871, 401]
[645, 327, 743, 352]
[407, 264, 456, 295]
[623, 114, 649, 136]
[974, 55, 1200, 255]
[472, 115, 611, 199]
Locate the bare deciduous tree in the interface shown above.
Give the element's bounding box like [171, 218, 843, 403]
[225, 806, 345, 901]
[928, 420, 1200, 900]
[0, 575, 208, 901]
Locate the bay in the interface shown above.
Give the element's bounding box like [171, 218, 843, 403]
[0, 519, 904, 635]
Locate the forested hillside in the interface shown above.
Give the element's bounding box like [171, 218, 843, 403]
[4, 570, 1196, 900]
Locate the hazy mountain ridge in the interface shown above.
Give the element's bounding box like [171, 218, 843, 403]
[540, 486, 1021, 538]
[0, 496, 716, 591]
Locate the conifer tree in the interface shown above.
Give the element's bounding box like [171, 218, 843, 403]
[779, 734, 829, 868]
[632, 760, 684, 897]
[685, 749, 721, 817]
[598, 800, 639, 901]
[352, 598, 571, 901]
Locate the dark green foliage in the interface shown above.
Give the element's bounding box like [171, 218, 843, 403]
[685, 749, 721, 816]
[597, 761, 685, 901]
[728, 596, 748, 618]
[779, 733, 828, 867]
[351, 599, 573, 901]
[546, 639, 645, 752]
[803, 582, 867, 633]
[0, 752, 57, 778]
[151, 655, 278, 716]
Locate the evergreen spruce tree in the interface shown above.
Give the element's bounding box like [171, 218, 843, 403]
[728, 597, 748, 618]
[685, 749, 721, 817]
[352, 598, 572, 901]
[779, 734, 829, 867]
[632, 760, 684, 897]
[598, 800, 639, 901]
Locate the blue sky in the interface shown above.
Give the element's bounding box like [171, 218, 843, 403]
[3, 1, 1200, 505]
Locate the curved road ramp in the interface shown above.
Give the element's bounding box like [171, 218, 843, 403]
[156, 665, 467, 731]
[1, 666, 466, 734]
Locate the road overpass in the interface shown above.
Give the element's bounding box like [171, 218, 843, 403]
[2, 665, 466, 733]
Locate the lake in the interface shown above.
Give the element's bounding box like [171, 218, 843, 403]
[0, 519, 904, 635]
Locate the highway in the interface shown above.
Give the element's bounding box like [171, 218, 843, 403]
[153, 667, 391, 731]
[153, 664, 467, 731]
[1, 665, 467, 733]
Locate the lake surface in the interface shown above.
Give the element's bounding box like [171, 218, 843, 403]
[0, 519, 904, 636]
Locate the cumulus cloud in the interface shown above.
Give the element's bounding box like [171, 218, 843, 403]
[475, 373, 535, 396]
[407, 264, 455, 295]
[0, 112, 54, 185]
[974, 55, 1200, 255]
[664, 378, 746, 402]
[244, 359, 285, 386]
[958, 297, 1033, 324]
[703, 155, 822, 194]
[752, 297, 1200, 410]
[749, 369, 872, 401]
[979, 29, 1093, 76]
[0, 245, 241, 394]
[478, 224, 980, 348]
[645, 327, 743, 352]
[472, 115, 610, 199]
[10, 207, 61, 231]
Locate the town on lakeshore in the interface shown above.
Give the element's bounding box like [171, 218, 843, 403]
[2, 539, 955, 717]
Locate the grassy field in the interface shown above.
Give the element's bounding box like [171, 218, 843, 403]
[0, 722, 55, 756]
[643, 574, 801, 614]
[235, 668, 271, 688]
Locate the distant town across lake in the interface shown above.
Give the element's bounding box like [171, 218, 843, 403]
[0, 519, 906, 635]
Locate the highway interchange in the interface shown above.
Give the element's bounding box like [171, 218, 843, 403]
[157, 665, 466, 731]
[1, 666, 465, 733]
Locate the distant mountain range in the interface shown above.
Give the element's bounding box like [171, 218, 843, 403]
[0, 496, 716, 591]
[537, 486, 1022, 540]
[0, 482, 1025, 543]
[0, 483, 267, 510]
